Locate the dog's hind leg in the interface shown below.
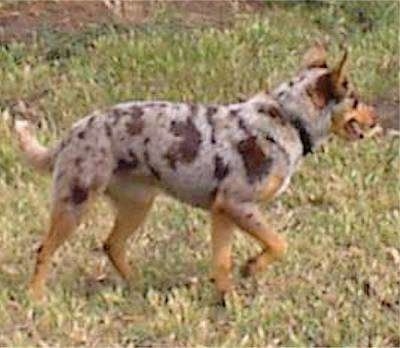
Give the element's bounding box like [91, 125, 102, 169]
[28, 200, 85, 301]
[28, 158, 112, 300]
[214, 196, 287, 278]
[210, 210, 235, 299]
[104, 184, 157, 282]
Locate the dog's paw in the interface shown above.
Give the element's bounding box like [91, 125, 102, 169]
[240, 257, 258, 278]
[215, 293, 227, 308]
[27, 284, 46, 303]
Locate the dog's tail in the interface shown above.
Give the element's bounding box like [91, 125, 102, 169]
[14, 120, 54, 173]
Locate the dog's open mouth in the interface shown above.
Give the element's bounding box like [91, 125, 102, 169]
[344, 119, 364, 140]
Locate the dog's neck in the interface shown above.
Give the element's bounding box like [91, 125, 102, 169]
[270, 69, 335, 156]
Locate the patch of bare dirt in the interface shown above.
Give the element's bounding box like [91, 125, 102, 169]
[0, 0, 266, 44]
[0, 1, 117, 43]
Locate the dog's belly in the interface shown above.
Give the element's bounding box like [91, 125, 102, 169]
[158, 165, 217, 209]
[108, 164, 217, 209]
[106, 176, 158, 205]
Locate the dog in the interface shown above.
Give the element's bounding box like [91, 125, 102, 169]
[15, 45, 377, 301]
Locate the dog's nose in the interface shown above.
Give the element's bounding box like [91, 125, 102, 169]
[370, 114, 379, 128]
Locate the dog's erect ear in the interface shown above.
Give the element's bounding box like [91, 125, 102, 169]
[306, 73, 335, 109]
[302, 43, 328, 69]
[331, 49, 348, 91]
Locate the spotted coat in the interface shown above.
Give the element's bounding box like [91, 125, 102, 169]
[49, 67, 340, 209]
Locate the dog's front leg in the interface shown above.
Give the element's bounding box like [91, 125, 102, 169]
[210, 210, 235, 300]
[104, 195, 155, 282]
[215, 196, 287, 278]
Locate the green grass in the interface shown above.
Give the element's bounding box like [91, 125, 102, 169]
[0, 2, 399, 346]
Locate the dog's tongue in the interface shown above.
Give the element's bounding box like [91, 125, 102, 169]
[345, 120, 364, 139]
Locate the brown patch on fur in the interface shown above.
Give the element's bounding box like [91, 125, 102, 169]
[125, 118, 144, 135]
[237, 117, 251, 135]
[110, 106, 143, 127]
[210, 186, 219, 203]
[166, 118, 202, 168]
[257, 105, 268, 114]
[214, 155, 229, 180]
[164, 144, 179, 170]
[207, 106, 217, 117]
[87, 116, 95, 127]
[277, 90, 285, 98]
[229, 109, 239, 118]
[55, 171, 64, 182]
[71, 184, 88, 205]
[258, 104, 286, 125]
[74, 157, 82, 167]
[206, 106, 218, 144]
[129, 105, 144, 118]
[268, 106, 284, 120]
[105, 123, 112, 137]
[306, 73, 335, 109]
[143, 142, 161, 180]
[148, 164, 161, 180]
[146, 102, 167, 108]
[237, 136, 272, 183]
[111, 109, 123, 125]
[77, 130, 86, 139]
[230, 108, 252, 136]
[188, 103, 198, 116]
[58, 139, 67, 152]
[122, 106, 144, 135]
[114, 155, 139, 172]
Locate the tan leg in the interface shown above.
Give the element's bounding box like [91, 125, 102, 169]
[103, 196, 154, 282]
[215, 197, 287, 277]
[210, 211, 235, 298]
[28, 204, 80, 300]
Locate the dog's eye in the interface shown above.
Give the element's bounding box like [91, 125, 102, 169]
[342, 79, 348, 89]
[352, 98, 359, 109]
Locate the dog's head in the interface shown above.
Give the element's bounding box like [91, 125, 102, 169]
[302, 43, 378, 140]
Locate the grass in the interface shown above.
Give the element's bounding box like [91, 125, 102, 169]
[0, 1, 399, 346]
